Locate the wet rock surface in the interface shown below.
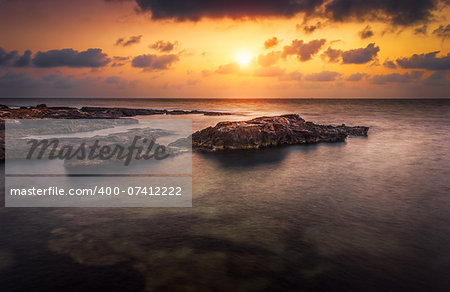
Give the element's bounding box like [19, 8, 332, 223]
[191, 114, 369, 151]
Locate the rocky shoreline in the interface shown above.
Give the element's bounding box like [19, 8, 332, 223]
[0, 104, 233, 119]
[0, 105, 369, 159]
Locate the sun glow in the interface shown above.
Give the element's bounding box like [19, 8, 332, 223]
[235, 51, 253, 66]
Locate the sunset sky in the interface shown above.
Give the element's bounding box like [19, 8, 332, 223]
[0, 0, 449, 98]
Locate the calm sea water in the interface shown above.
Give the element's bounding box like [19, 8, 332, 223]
[1, 98, 449, 291]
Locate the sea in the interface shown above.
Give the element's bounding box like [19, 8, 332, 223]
[0, 98, 449, 291]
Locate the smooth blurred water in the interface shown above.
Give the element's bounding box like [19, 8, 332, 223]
[0, 98, 449, 291]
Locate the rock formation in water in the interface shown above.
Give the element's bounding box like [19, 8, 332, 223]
[0, 106, 369, 159]
[0, 104, 233, 119]
[191, 114, 368, 151]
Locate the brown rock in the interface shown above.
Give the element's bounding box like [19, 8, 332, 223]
[191, 114, 369, 151]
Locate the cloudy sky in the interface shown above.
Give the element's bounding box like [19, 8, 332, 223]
[0, 0, 449, 98]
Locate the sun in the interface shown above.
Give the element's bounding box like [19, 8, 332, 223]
[235, 51, 253, 66]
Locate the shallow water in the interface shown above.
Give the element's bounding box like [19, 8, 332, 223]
[1, 98, 449, 291]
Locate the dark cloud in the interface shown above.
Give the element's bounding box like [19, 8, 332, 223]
[215, 62, 239, 74]
[303, 25, 317, 34]
[396, 51, 450, 70]
[0, 71, 38, 88]
[134, 0, 448, 25]
[359, 25, 374, 39]
[342, 43, 379, 64]
[409, 71, 425, 79]
[0, 47, 32, 67]
[115, 35, 142, 47]
[105, 76, 137, 89]
[414, 25, 428, 35]
[426, 71, 447, 80]
[281, 39, 326, 61]
[32, 48, 110, 68]
[131, 54, 179, 71]
[150, 40, 178, 52]
[324, 0, 444, 25]
[13, 50, 32, 67]
[299, 21, 323, 34]
[111, 56, 130, 67]
[321, 43, 379, 64]
[423, 71, 448, 85]
[2, 47, 114, 68]
[115, 37, 125, 46]
[135, 0, 324, 21]
[42, 74, 78, 89]
[383, 59, 397, 69]
[346, 73, 368, 81]
[257, 51, 280, 67]
[305, 70, 341, 82]
[370, 71, 424, 84]
[0, 47, 17, 66]
[264, 37, 279, 49]
[432, 24, 450, 39]
[321, 47, 342, 63]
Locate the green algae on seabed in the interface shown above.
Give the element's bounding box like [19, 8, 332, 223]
[45, 207, 330, 291]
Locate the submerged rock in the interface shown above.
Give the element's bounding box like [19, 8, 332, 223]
[192, 114, 368, 151]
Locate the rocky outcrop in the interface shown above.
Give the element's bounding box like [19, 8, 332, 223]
[0, 104, 234, 160]
[80, 107, 168, 116]
[191, 114, 368, 151]
[0, 106, 117, 119]
[79, 107, 233, 117]
[0, 105, 233, 119]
